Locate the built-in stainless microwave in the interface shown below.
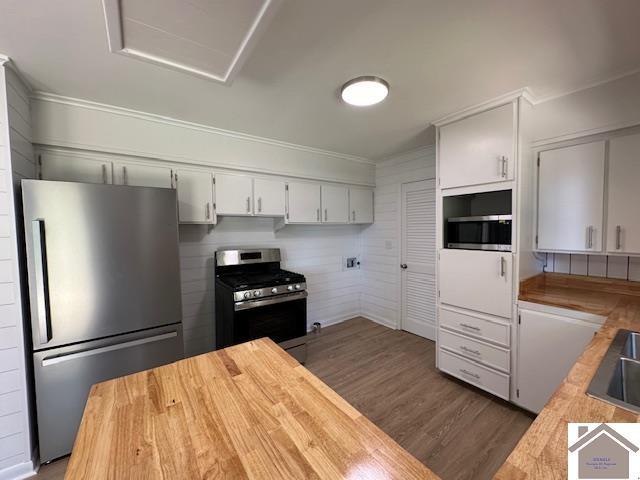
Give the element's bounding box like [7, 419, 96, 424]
[447, 215, 512, 251]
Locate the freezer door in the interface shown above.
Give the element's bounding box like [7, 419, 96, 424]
[22, 180, 182, 350]
[33, 324, 183, 463]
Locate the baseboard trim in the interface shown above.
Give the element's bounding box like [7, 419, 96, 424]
[360, 312, 398, 330]
[0, 458, 36, 480]
[309, 312, 361, 331]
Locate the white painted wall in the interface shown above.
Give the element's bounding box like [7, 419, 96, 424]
[533, 71, 640, 146]
[360, 146, 436, 329]
[179, 218, 363, 356]
[0, 64, 36, 479]
[31, 94, 375, 186]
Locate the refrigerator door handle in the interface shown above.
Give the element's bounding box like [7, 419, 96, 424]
[41, 331, 178, 367]
[32, 219, 52, 345]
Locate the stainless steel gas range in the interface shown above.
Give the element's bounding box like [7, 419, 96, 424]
[214, 248, 309, 362]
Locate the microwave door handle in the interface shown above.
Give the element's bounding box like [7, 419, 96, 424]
[32, 219, 52, 345]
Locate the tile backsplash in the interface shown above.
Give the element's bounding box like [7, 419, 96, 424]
[544, 253, 640, 281]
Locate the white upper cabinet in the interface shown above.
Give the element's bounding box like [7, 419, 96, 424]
[215, 173, 253, 216]
[321, 185, 349, 223]
[253, 178, 285, 216]
[113, 162, 174, 188]
[40, 153, 112, 184]
[286, 182, 321, 223]
[607, 133, 640, 255]
[439, 103, 514, 189]
[439, 249, 513, 319]
[537, 141, 605, 252]
[349, 188, 374, 224]
[175, 169, 215, 224]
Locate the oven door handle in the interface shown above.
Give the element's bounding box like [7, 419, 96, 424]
[234, 291, 308, 311]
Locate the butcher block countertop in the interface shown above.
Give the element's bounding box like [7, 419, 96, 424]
[65, 337, 438, 480]
[495, 273, 640, 480]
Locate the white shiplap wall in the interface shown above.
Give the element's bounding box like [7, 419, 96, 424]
[179, 218, 364, 357]
[544, 253, 640, 281]
[360, 146, 436, 328]
[0, 65, 36, 478]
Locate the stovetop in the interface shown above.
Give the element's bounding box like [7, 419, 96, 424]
[216, 269, 305, 290]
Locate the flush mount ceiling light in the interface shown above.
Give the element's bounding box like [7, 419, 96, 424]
[341, 76, 389, 107]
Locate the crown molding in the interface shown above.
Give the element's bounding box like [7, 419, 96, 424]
[377, 144, 436, 166]
[31, 91, 375, 166]
[431, 87, 535, 127]
[0, 54, 34, 92]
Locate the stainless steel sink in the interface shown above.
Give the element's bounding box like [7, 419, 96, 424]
[587, 329, 640, 413]
[622, 332, 640, 360]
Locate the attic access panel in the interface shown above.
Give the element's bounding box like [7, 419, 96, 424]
[101, 0, 281, 84]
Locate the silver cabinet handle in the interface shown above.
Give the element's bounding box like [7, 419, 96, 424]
[324, 209, 328, 222]
[123, 166, 128, 185]
[616, 225, 622, 250]
[32, 220, 52, 345]
[205, 202, 211, 220]
[246, 197, 251, 213]
[587, 225, 594, 249]
[258, 197, 262, 213]
[170, 169, 174, 188]
[460, 346, 481, 356]
[400, 264, 408, 269]
[316, 208, 320, 222]
[41, 331, 178, 367]
[499, 156, 508, 178]
[500, 256, 506, 277]
[460, 323, 480, 331]
[101, 164, 107, 184]
[352, 210, 356, 222]
[459, 368, 480, 380]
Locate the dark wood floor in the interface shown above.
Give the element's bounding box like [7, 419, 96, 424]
[38, 316, 533, 479]
[305, 317, 534, 480]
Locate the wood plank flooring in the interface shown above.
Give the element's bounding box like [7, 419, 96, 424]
[37, 316, 533, 479]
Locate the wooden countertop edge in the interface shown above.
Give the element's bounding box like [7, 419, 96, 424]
[494, 273, 640, 479]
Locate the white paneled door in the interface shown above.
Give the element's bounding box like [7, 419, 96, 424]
[401, 180, 436, 340]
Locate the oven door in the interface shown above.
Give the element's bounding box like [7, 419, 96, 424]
[233, 291, 307, 344]
[447, 215, 512, 251]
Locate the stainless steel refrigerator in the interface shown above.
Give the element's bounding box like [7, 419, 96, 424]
[22, 180, 184, 462]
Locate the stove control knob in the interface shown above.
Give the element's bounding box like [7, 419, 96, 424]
[243, 292, 251, 299]
[295, 284, 301, 290]
[253, 290, 261, 297]
[287, 285, 294, 291]
[271, 287, 278, 294]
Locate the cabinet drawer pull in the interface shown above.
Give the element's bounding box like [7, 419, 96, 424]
[205, 202, 211, 220]
[316, 209, 320, 222]
[460, 346, 481, 356]
[258, 197, 262, 213]
[616, 225, 622, 250]
[352, 210, 356, 222]
[102, 164, 107, 184]
[246, 197, 251, 213]
[324, 209, 328, 222]
[499, 156, 508, 178]
[459, 368, 480, 380]
[587, 225, 594, 249]
[459, 323, 480, 331]
[499, 256, 506, 277]
[123, 166, 128, 185]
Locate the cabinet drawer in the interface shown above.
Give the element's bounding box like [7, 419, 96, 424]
[438, 348, 510, 400]
[439, 307, 510, 347]
[439, 329, 510, 373]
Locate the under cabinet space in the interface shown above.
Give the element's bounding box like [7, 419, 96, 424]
[175, 169, 215, 224]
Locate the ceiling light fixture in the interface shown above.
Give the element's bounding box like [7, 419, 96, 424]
[340, 76, 389, 107]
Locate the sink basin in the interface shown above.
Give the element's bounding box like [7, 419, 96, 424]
[622, 332, 640, 360]
[606, 358, 640, 408]
[587, 329, 640, 413]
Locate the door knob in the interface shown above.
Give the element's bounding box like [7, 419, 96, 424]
[400, 264, 408, 269]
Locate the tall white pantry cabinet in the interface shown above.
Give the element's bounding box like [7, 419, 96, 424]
[434, 91, 541, 402]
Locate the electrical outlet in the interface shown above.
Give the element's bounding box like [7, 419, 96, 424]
[343, 255, 361, 270]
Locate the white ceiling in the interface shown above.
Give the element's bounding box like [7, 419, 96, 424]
[2, 0, 640, 160]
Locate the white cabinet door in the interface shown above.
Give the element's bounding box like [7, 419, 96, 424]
[439, 103, 514, 189]
[321, 185, 349, 223]
[40, 153, 112, 184]
[254, 178, 285, 216]
[516, 309, 599, 413]
[215, 173, 253, 216]
[439, 249, 512, 318]
[537, 141, 605, 252]
[287, 182, 321, 223]
[349, 188, 374, 224]
[607, 133, 640, 255]
[175, 169, 215, 224]
[113, 162, 173, 188]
